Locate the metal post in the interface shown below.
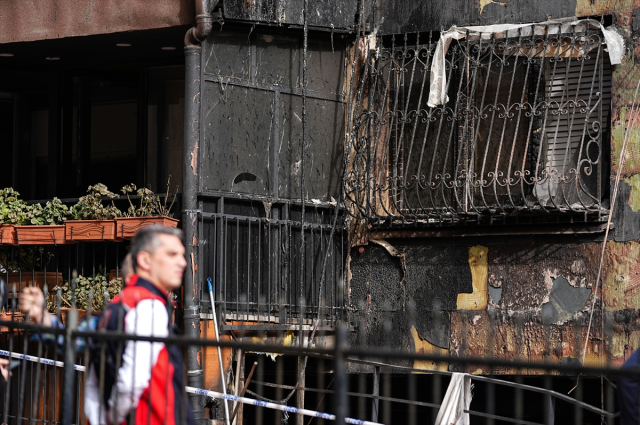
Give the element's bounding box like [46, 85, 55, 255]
[208, 278, 231, 425]
[183, 43, 205, 424]
[372, 366, 380, 422]
[544, 394, 555, 425]
[61, 308, 78, 425]
[335, 324, 348, 425]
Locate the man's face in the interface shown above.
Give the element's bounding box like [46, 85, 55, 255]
[138, 234, 187, 292]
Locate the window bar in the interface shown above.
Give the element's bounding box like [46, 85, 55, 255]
[268, 209, 274, 323]
[379, 33, 404, 220]
[554, 26, 580, 212]
[391, 33, 414, 220]
[543, 26, 569, 212]
[462, 29, 486, 215]
[216, 196, 224, 321]
[236, 216, 240, 315]
[257, 209, 262, 321]
[223, 215, 228, 323]
[366, 31, 387, 222]
[403, 32, 432, 216]
[265, 210, 271, 322]
[286, 203, 292, 325]
[574, 30, 605, 211]
[247, 216, 251, 322]
[504, 28, 533, 210]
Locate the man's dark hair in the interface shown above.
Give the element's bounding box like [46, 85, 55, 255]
[130, 225, 185, 272]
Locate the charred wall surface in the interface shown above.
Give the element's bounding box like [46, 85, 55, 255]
[198, 0, 640, 374]
[200, 26, 345, 201]
[348, 237, 640, 373]
[222, 0, 581, 34]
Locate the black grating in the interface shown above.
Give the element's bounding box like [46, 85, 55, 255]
[197, 192, 346, 327]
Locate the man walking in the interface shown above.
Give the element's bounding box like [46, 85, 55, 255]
[84, 226, 195, 425]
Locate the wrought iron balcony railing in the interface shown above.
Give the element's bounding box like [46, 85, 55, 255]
[344, 22, 612, 226]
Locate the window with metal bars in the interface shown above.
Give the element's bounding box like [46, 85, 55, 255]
[344, 23, 612, 226]
[198, 27, 348, 326]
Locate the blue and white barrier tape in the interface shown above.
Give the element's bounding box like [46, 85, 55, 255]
[0, 351, 383, 425]
[186, 386, 383, 425]
[0, 349, 86, 371]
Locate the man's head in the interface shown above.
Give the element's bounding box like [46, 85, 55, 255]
[121, 253, 133, 285]
[130, 226, 187, 293]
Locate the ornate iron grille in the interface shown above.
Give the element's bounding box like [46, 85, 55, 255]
[344, 23, 612, 226]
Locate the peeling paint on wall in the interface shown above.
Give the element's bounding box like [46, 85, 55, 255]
[626, 174, 640, 211]
[350, 239, 609, 372]
[489, 286, 502, 305]
[541, 276, 592, 325]
[604, 241, 640, 310]
[611, 106, 640, 177]
[612, 57, 640, 107]
[479, 0, 507, 14]
[575, 0, 635, 25]
[457, 245, 489, 310]
[409, 325, 448, 372]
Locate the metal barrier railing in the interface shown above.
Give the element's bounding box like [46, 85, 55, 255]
[0, 313, 629, 425]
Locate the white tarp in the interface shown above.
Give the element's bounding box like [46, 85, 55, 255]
[434, 373, 472, 425]
[427, 17, 624, 107]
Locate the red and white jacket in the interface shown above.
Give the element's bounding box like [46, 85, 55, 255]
[84, 276, 195, 425]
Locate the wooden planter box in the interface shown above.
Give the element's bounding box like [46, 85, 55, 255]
[65, 220, 117, 242]
[6, 271, 63, 293]
[59, 307, 88, 325]
[0, 312, 24, 332]
[15, 225, 67, 245]
[115, 216, 180, 240]
[0, 224, 17, 245]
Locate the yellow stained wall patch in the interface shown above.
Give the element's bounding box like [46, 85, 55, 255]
[457, 245, 489, 310]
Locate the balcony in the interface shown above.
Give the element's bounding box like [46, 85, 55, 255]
[344, 23, 612, 227]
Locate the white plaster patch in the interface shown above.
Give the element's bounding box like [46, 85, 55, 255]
[542, 268, 559, 304]
[571, 259, 586, 275]
[488, 273, 502, 288]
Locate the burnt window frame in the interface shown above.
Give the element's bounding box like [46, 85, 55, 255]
[344, 24, 613, 228]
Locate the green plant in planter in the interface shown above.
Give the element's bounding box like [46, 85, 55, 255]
[28, 198, 70, 225]
[0, 188, 31, 225]
[0, 246, 53, 273]
[121, 177, 177, 218]
[49, 273, 123, 312]
[70, 184, 122, 220]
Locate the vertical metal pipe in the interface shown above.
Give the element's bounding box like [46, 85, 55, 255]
[208, 278, 231, 425]
[372, 366, 380, 422]
[334, 324, 348, 425]
[61, 308, 78, 425]
[183, 43, 205, 424]
[544, 394, 555, 425]
[297, 3, 309, 421]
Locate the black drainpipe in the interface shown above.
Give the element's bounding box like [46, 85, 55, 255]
[183, 1, 215, 423]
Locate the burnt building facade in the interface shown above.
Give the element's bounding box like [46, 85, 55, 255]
[2, 0, 640, 423]
[178, 0, 640, 422]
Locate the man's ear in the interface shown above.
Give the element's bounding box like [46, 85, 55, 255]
[136, 251, 152, 272]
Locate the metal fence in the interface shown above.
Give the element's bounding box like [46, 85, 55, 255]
[343, 21, 612, 227]
[0, 299, 632, 425]
[197, 192, 347, 327]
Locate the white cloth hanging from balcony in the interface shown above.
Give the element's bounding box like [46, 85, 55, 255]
[427, 17, 624, 107]
[434, 372, 472, 425]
